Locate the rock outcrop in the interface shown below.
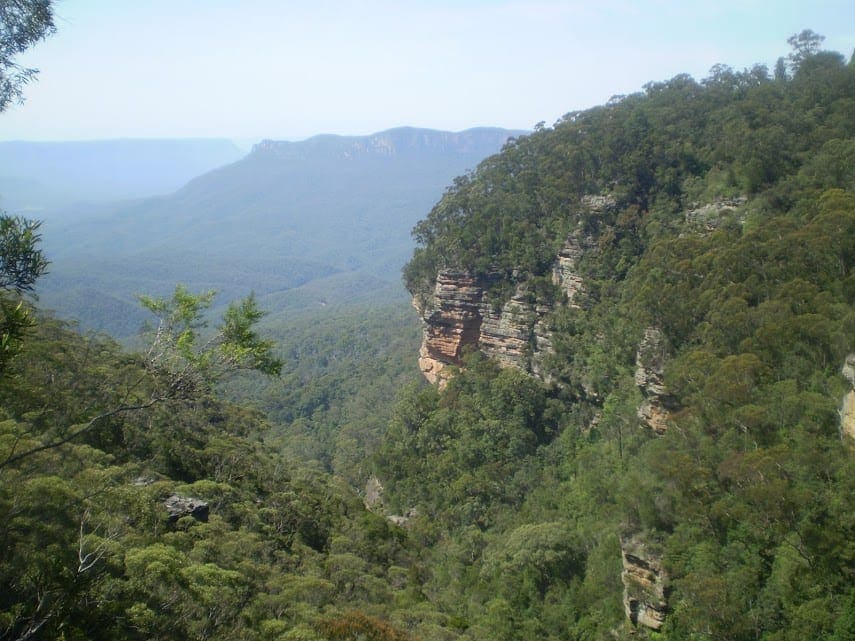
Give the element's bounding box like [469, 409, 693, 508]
[163, 494, 209, 523]
[364, 476, 386, 511]
[553, 193, 613, 307]
[635, 328, 675, 434]
[413, 270, 554, 385]
[841, 353, 855, 443]
[843, 392, 855, 443]
[552, 231, 597, 306]
[414, 270, 487, 385]
[620, 534, 668, 631]
[684, 195, 747, 232]
[413, 196, 615, 385]
[480, 290, 552, 371]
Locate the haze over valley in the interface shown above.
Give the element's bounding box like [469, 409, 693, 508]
[32, 126, 520, 336]
[0, 138, 245, 211]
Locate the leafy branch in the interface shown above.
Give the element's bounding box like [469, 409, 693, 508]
[0, 285, 281, 471]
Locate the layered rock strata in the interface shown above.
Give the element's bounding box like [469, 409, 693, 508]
[635, 328, 676, 434]
[620, 534, 668, 631]
[413, 194, 611, 385]
[552, 231, 597, 306]
[414, 270, 553, 385]
[479, 290, 547, 370]
[414, 270, 486, 385]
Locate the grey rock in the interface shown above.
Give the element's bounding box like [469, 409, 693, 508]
[163, 494, 209, 523]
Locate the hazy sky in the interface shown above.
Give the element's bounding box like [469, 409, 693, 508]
[1, 0, 853, 144]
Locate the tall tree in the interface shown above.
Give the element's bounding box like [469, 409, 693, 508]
[787, 29, 825, 72]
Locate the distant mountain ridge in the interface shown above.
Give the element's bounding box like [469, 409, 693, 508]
[251, 127, 522, 160]
[36, 126, 524, 336]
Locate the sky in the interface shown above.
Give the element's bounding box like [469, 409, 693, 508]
[0, 0, 853, 145]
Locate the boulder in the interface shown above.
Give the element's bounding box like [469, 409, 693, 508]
[163, 494, 209, 523]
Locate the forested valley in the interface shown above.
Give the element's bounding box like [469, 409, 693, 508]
[1, 30, 853, 641]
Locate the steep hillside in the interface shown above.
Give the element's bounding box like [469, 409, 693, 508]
[376, 46, 855, 639]
[0, 315, 429, 641]
[36, 127, 521, 336]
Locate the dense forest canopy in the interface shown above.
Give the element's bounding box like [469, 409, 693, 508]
[389, 35, 854, 640]
[0, 25, 853, 641]
[405, 39, 854, 301]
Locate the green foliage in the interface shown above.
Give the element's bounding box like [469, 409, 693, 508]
[405, 42, 854, 308]
[378, 359, 559, 528]
[2, 35, 854, 641]
[139, 285, 282, 397]
[0, 317, 426, 641]
[0, 215, 49, 293]
[0, 282, 283, 473]
[384, 37, 855, 641]
[0, 214, 48, 373]
[0, 0, 55, 111]
[226, 301, 421, 485]
[787, 29, 825, 73]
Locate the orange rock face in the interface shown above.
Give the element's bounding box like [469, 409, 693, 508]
[412, 196, 613, 385]
[414, 269, 553, 385]
[415, 270, 485, 385]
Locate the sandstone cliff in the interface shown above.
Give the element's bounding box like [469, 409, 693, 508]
[552, 230, 598, 308]
[634, 328, 677, 434]
[413, 270, 488, 385]
[413, 269, 551, 385]
[412, 195, 613, 386]
[620, 534, 668, 631]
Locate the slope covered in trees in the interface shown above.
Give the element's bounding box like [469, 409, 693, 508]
[0, 32, 853, 641]
[377, 39, 855, 639]
[0, 315, 430, 641]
